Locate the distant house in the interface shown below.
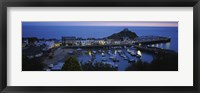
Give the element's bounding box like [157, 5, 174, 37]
[96, 39, 106, 45]
[22, 37, 38, 47]
[80, 39, 87, 46]
[34, 40, 55, 51]
[121, 36, 130, 41]
[121, 36, 133, 44]
[22, 39, 29, 48]
[54, 41, 62, 47]
[44, 41, 55, 50]
[23, 46, 43, 59]
[85, 38, 95, 46]
[114, 40, 121, 45]
[62, 36, 76, 46]
[105, 39, 113, 45]
[35, 41, 46, 46]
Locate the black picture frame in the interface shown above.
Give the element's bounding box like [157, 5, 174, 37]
[0, 0, 199, 93]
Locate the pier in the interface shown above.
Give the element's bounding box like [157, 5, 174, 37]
[134, 45, 177, 55]
[134, 36, 171, 44]
[62, 36, 171, 49]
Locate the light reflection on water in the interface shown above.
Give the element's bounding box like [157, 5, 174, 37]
[76, 41, 175, 71]
[166, 42, 171, 49]
[77, 48, 153, 71]
[150, 42, 171, 50]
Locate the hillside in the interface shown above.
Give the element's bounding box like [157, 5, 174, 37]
[107, 28, 138, 40]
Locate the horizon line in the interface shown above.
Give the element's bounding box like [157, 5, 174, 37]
[22, 21, 178, 27]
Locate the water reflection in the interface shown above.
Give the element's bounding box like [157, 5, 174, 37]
[149, 42, 171, 50]
[137, 50, 142, 56]
[77, 48, 153, 71]
[76, 41, 173, 71]
[88, 51, 92, 56]
[166, 42, 170, 49]
[160, 43, 163, 48]
[156, 44, 159, 47]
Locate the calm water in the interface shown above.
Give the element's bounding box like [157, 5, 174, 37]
[23, 26, 178, 52]
[75, 27, 178, 71]
[77, 49, 155, 71]
[132, 27, 178, 52]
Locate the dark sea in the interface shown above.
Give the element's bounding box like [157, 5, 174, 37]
[22, 26, 178, 52]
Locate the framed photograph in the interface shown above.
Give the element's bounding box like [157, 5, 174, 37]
[0, 0, 199, 93]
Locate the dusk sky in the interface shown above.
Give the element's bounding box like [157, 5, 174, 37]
[23, 21, 178, 27]
[22, 21, 178, 39]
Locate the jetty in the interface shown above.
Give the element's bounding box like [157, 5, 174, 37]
[134, 36, 170, 44]
[134, 45, 177, 55]
[62, 36, 171, 49]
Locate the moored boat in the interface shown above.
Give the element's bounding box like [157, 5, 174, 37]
[128, 59, 135, 63]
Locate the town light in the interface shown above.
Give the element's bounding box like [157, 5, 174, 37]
[88, 51, 92, 56]
[137, 50, 142, 56]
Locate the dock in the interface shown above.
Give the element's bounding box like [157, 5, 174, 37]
[62, 36, 171, 49]
[134, 36, 171, 44]
[134, 45, 177, 55]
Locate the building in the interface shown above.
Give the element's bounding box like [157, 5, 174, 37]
[22, 37, 38, 47]
[62, 36, 76, 46]
[34, 40, 58, 51]
[23, 46, 43, 59]
[96, 39, 106, 45]
[44, 41, 55, 50]
[22, 39, 29, 48]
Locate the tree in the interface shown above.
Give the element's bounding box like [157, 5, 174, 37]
[61, 57, 82, 71]
[125, 60, 150, 71]
[126, 53, 178, 71]
[22, 55, 44, 71]
[81, 62, 117, 71]
[27, 37, 38, 44]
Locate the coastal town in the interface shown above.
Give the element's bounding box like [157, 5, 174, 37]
[22, 28, 178, 71]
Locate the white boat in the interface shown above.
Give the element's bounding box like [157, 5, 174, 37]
[82, 50, 88, 54]
[128, 59, 135, 63]
[77, 48, 82, 51]
[92, 50, 97, 54]
[49, 64, 54, 68]
[113, 58, 119, 62]
[102, 57, 107, 61]
[88, 59, 92, 62]
[119, 53, 123, 57]
[108, 50, 113, 55]
[124, 57, 128, 60]
[121, 54, 126, 58]
[109, 56, 115, 59]
[102, 62, 118, 68]
[130, 51, 137, 56]
[101, 52, 105, 57]
[51, 63, 64, 71]
[127, 49, 131, 53]
[117, 50, 122, 53]
[114, 64, 118, 68]
[68, 51, 74, 54]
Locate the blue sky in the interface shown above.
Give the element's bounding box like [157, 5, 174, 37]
[22, 21, 178, 39]
[23, 21, 178, 27]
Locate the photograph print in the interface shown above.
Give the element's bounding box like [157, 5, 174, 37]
[22, 21, 178, 71]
